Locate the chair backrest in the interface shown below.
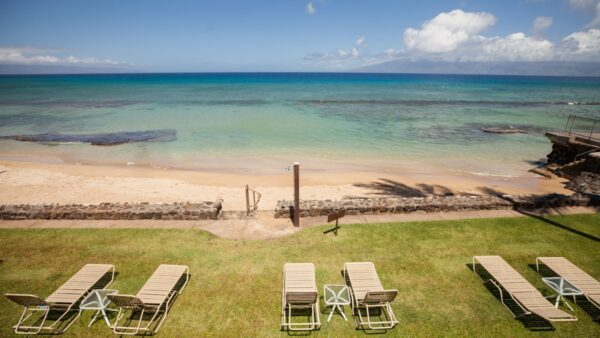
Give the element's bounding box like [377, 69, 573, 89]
[106, 294, 145, 309]
[286, 292, 318, 304]
[136, 264, 189, 305]
[5, 294, 49, 307]
[284, 263, 317, 304]
[45, 264, 115, 304]
[473, 256, 537, 294]
[345, 262, 384, 301]
[364, 290, 398, 303]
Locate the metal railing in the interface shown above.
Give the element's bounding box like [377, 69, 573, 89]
[564, 115, 600, 142]
[245, 185, 262, 215]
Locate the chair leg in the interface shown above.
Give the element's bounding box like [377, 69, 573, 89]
[13, 306, 49, 335]
[282, 304, 317, 331]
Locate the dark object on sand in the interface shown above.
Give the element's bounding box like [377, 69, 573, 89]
[1, 129, 176, 146]
[323, 209, 345, 236]
[481, 126, 528, 134]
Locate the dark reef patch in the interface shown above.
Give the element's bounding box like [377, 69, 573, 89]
[0, 129, 176, 146]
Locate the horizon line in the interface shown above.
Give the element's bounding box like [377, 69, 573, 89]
[2, 70, 600, 79]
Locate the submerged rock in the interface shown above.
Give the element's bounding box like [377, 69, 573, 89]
[1, 129, 176, 146]
[481, 126, 528, 134]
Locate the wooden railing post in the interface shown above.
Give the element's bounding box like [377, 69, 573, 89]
[245, 184, 250, 215]
[293, 162, 300, 227]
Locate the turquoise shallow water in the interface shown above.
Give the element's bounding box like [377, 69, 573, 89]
[0, 73, 599, 175]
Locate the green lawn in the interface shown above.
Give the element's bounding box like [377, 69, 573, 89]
[0, 214, 599, 337]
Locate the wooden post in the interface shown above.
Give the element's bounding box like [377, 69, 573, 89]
[245, 184, 250, 215]
[293, 162, 300, 227]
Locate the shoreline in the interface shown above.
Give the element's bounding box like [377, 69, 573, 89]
[0, 156, 572, 211]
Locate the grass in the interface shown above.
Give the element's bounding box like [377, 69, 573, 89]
[0, 214, 599, 337]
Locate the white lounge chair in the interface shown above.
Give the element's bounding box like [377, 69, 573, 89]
[280, 263, 321, 331]
[107, 264, 189, 335]
[536, 257, 600, 313]
[5, 264, 115, 335]
[473, 256, 577, 322]
[343, 262, 398, 330]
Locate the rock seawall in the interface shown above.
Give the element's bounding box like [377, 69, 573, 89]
[274, 194, 597, 218]
[0, 201, 221, 220]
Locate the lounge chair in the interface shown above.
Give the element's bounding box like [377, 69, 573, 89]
[280, 263, 321, 331]
[343, 262, 398, 330]
[5, 264, 115, 335]
[536, 257, 600, 312]
[107, 264, 190, 335]
[472, 256, 577, 322]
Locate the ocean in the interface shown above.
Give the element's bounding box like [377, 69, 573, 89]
[1, 73, 599, 176]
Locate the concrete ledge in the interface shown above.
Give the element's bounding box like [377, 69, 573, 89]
[0, 201, 222, 220]
[275, 194, 598, 218]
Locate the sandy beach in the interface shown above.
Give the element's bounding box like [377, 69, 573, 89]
[0, 156, 571, 211]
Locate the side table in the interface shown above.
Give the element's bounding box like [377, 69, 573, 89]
[80, 289, 119, 327]
[323, 284, 351, 322]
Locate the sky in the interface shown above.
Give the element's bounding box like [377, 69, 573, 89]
[0, 0, 599, 73]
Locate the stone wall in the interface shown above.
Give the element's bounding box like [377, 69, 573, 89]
[275, 195, 512, 218]
[566, 172, 600, 195]
[546, 143, 587, 165]
[274, 194, 598, 218]
[504, 193, 598, 209]
[0, 201, 222, 220]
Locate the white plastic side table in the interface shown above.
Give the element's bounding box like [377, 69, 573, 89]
[541, 277, 582, 311]
[323, 284, 351, 322]
[79, 289, 119, 327]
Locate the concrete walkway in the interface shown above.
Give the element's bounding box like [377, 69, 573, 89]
[0, 206, 596, 240]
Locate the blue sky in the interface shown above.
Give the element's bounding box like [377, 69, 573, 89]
[0, 0, 599, 72]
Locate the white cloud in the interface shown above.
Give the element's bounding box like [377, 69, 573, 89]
[303, 37, 374, 68]
[568, 0, 600, 27]
[533, 16, 553, 35]
[306, 2, 315, 15]
[403, 9, 496, 53]
[401, 9, 597, 62]
[569, 0, 595, 8]
[304, 9, 600, 70]
[560, 28, 600, 56]
[0, 47, 132, 66]
[476, 33, 555, 61]
[589, 2, 600, 27]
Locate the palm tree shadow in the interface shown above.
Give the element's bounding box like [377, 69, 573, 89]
[353, 179, 457, 198]
[477, 187, 600, 242]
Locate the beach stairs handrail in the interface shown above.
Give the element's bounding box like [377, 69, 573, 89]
[245, 185, 262, 215]
[564, 115, 600, 143]
[574, 146, 600, 161]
